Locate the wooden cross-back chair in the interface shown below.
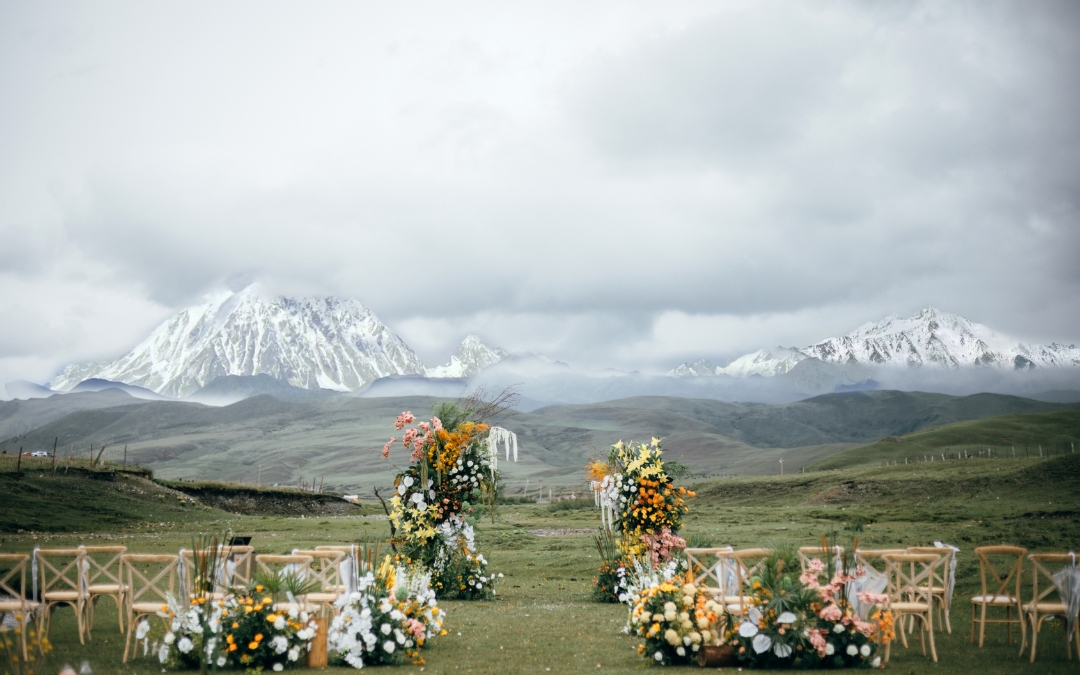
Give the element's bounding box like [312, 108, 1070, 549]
[79, 545, 126, 635]
[908, 545, 955, 633]
[720, 548, 771, 615]
[0, 554, 40, 660]
[317, 544, 373, 590]
[181, 547, 239, 601]
[882, 552, 947, 663]
[292, 549, 347, 614]
[226, 545, 255, 588]
[35, 548, 88, 645]
[797, 545, 845, 574]
[684, 547, 734, 596]
[254, 554, 316, 613]
[121, 553, 179, 663]
[1021, 553, 1080, 663]
[970, 545, 1026, 648]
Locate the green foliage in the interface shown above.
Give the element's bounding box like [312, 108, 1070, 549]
[592, 529, 622, 603]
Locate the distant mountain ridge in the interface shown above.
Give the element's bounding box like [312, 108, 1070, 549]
[672, 307, 1080, 378]
[49, 285, 506, 397]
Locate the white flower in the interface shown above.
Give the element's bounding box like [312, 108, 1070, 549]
[136, 620, 151, 640]
[774, 643, 793, 658]
[654, 651, 663, 662]
[777, 611, 797, 624]
[847, 644, 859, 656]
[288, 648, 300, 662]
[178, 637, 194, 654]
[274, 616, 286, 630]
[403, 476, 414, 487]
[273, 663, 284, 672]
[297, 628, 314, 640]
[216, 656, 226, 667]
[676, 646, 686, 657]
[738, 621, 759, 638]
[163, 632, 175, 645]
[272, 635, 289, 654]
[157, 644, 169, 663]
[383, 640, 396, 653]
[381, 623, 392, 635]
[872, 656, 881, 667]
[395, 629, 406, 645]
[825, 643, 835, 655]
[860, 644, 871, 657]
[752, 633, 773, 654]
[834, 622, 845, 633]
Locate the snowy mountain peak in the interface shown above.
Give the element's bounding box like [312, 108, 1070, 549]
[425, 335, 507, 378]
[50, 286, 426, 397]
[672, 308, 1080, 378]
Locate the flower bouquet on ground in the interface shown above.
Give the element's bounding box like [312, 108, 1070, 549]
[381, 396, 515, 600]
[723, 543, 893, 669]
[626, 563, 726, 665]
[328, 556, 446, 669]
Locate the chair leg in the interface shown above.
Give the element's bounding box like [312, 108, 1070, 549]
[944, 606, 952, 634]
[123, 614, 135, 663]
[928, 615, 939, 663]
[970, 602, 977, 644]
[1005, 605, 1012, 644]
[918, 616, 926, 656]
[979, 602, 988, 647]
[1030, 614, 1039, 663]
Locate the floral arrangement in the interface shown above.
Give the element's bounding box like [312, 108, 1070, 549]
[723, 546, 894, 669]
[624, 559, 725, 665]
[589, 439, 693, 559]
[328, 556, 446, 668]
[382, 400, 512, 599]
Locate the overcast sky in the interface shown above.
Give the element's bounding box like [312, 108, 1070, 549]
[1, 0, 1078, 388]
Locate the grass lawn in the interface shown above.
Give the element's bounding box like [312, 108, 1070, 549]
[2, 456, 1080, 673]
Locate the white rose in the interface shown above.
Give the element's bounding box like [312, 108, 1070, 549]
[381, 623, 392, 635]
[288, 648, 300, 662]
[654, 651, 663, 662]
[834, 623, 845, 633]
[274, 616, 286, 630]
[860, 644, 871, 657]
[178, 637, 194, 654]
[872, 656, 881, 667]
[825, 643, 835, 655]
[216, 656, 226, 667]
[846, 644, 859, 656]
[273, 663, 284, 672]
[136, 620, 151, 640]
[163, 632, 175, 645]
[676, 646, 686, 657]
[383, 640, 396, 653]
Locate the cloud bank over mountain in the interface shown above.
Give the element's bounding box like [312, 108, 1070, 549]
[1, 1, 1078, 390]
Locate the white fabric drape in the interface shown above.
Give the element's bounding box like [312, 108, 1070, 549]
[177, 548, 187, 601]
[1053, 552, 1080, 641]
[846, 564, 887, 619]
[934, 541, 960, 615]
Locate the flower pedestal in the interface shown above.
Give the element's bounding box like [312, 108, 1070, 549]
[306, 617, 329, 668]
[696, 645, 736, 667]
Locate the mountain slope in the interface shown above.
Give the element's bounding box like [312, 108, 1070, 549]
[50, 286, 426, 397]
[424, 335, 507, 377]
[672, 307, 1080, 378]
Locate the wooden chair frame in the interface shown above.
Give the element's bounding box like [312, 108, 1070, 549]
[882, 552, 946, 663]
[79, 545, 127, 635]
[181, 546, 239, 600]
[35, 548, 88, 645]
[908, 545, 955, 633]
[1021, 553, 1080, 663]
[292, 550, 347, 615]
[254, 554, 315, 613]
[227, 545, 255, 588]
[0, 554, 40, 660]
[720, 548, 770, 615]
[797, 545, 844, 574]
[121, 553, 179, 663]
[684, 547, 734, 596]
[970, 546, 1026, 648]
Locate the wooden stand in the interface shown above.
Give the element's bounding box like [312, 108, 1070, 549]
[306, 616, 329, 668]
[697, 644, 737, 667]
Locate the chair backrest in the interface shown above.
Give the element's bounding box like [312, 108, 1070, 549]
[882, 552, 946, 606]
[908, 546, 953, 588]
[227, 546, 255, 587]
[974, 546, 1026, 602]
[35, 549, 87, 598]
[181, 547, 236, 597]
[292, 550, 346, 591]
[1028, 553, 1075, 606]
[854, 549, 908, 576]
[722, 548, 771, 609]
[122, 554, 179, 610]
[684, 547, 734, 592]
[0, 554, 30, 609]
[79, 545, 126, 589]
[798, 545, 845, 574]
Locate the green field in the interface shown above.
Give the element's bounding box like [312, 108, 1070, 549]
[3, 453, 1080, 673]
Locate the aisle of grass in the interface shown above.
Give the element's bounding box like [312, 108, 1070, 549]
[2, 456, 1079, 673]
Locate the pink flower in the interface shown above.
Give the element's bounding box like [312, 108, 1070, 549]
[432, 416, 443, 431]
[410, 445, 423, 462]
[819, 603, 842, 621]
[857, 591, 890, 606]
[641, 527, 686, 565]
[807, 558, 825, 574]
[853, 619, 874, 636]
[418, 421, 430, 432]
[809, 628, 827, 657]
[406, 618, 426, 640]
[394, 411, 415, 430]
[382, 438, 396, 459]
[799, 572, 819, 587]
[403, 428, 419, 446]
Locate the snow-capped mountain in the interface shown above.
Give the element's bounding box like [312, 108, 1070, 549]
[424, 335, 507, 378]
[50, 285, 427, 397]
[671, 307, 1080, 378]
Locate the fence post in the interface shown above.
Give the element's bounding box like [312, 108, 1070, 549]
[51, 437, 59, 476]
[15, 446, 23, 478]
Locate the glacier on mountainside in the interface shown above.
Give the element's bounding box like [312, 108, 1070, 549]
[424, 335, 507, 378]
[670, 307, 1080, 378]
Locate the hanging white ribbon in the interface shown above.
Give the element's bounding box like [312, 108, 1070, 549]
[31, 547, 39, 607]
[486, 427, 519, 480]
[1053, 552, 1080, 641]
[934, 541, 960, 615]
[846, 563, 887, 619]
[177, 548, 187, 602]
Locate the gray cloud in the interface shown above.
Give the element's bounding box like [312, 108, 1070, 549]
[0, 0, 1078, 388]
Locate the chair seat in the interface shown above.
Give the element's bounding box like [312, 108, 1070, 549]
[891, 601, 932, 612]
[273, 602, 319, 613]
[131, 602, 168, 615]
[1024, 601, 1067, 614]
[88, 584, 124, 594]
[971, 594, 1017, 605]
[43, 591, 83, 601]
[0, 600, 38, 612]
[306, 592, 339, 603]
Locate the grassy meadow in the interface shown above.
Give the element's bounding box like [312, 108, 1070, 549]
[3, 453, 1080, 673]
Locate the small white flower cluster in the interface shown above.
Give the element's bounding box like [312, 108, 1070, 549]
[396, 475, 436, 513]
[448, 454, 489, 490]
[328, 568, 445, 670]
